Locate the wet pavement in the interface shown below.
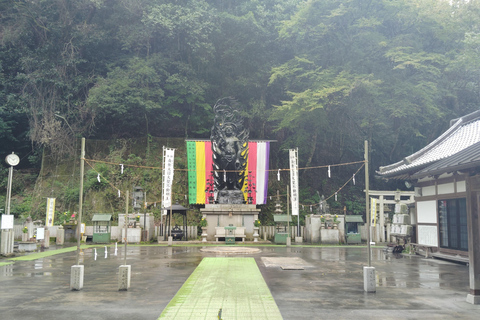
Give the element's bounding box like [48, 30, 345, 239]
[0, 244, 479, 319]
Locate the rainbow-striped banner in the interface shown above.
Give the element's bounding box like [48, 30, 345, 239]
[186, 140, 270, 205]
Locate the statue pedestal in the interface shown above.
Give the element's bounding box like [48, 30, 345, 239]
[320, 228, 340, 244]
[200, 204, 260, 241]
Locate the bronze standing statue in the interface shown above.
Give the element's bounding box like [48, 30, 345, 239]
[210, 98, 249, 204]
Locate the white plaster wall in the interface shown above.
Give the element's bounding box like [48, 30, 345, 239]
[416, 200, 437, 223]
[437, 183, 454, 195]
[121, 228, 141, 243]
[417, 225, 438, 247]
[422, 185, 436, 196]
[457, 180, 466, 192]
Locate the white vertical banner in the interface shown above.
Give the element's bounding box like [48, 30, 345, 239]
[162, 147, 175, 213]
[371, 198, 377, 227]
[289, 149, 299, 216]
[45, 198, 55, 227]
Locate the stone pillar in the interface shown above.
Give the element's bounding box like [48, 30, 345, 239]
[363, 266, 376, 293]
[43, 228, 50, 248]
[466, 175, 480, 304]
[1, 229, 15, 256]
[56, 226, 65, 245]
[26, 217, 34, 240]
[118, 265, 131, 291]
[70, 265, 84, 290]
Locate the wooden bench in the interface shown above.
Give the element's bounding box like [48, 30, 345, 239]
[409, 243, 436, 258]
[431, 252, 469, 265]
[215, 227, 246, 243]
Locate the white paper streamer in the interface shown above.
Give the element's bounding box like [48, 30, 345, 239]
[118, 190, 121, 198]
[120, 164, 124, 174]
[224, 170, 226, 182]
[353, 173, 356, 185]
[277, 169, 280, 181]
[97, 174, 101, 183]
[328, 165, 331, 178]
[335, 192, 338, 201]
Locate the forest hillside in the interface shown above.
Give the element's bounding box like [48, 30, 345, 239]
[1, 1, 480, 223]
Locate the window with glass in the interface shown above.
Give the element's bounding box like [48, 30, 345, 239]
[438, 198, 468, 251]
[94, 221, 110, 234]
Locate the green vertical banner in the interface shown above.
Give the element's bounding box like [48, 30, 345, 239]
[186, 141, 197, 204]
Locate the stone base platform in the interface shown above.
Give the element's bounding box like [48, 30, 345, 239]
[18, 241, 37, 252]
[200, 204, 261, 241]
[200, 246, 261, 254]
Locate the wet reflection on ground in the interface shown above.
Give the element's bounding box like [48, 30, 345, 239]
[0, 245, 476, 320]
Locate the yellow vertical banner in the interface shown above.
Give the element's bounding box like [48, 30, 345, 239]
[46, 198, 55, 226]
[195, 141, 206, 204]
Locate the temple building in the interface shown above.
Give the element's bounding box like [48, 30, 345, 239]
[377, 109, 480, 304]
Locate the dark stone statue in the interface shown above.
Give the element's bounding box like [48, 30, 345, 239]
[210, 98, 249, 204]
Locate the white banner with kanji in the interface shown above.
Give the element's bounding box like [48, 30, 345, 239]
[45, 198, 55, 226]
[371, 197, 377, 227]
[162, 147, 175, 212]
[289, 149, 299, 216]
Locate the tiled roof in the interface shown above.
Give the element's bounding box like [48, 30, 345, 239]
[411, 141, 480, 178]
[92, 214, 112, 221]
[377, 110, 480, 179]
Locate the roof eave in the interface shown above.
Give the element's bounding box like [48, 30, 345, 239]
[410, 161, 480, 179]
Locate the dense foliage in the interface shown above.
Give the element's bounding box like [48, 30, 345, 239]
[1, 0, 480, 220]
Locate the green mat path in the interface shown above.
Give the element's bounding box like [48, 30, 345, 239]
[159, 257, 283, 319]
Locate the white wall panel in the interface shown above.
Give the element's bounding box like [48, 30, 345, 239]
[457, 180, 466, 192]
[422, 185, 436, 196]
[437, 183, 454, 195]
[418, 225, 438, 247]
[417, 200, 437, 223]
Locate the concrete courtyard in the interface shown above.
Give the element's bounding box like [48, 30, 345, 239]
[0, 244, 479, 319]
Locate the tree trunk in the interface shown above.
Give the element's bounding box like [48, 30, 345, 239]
[303, 132, 318, 175]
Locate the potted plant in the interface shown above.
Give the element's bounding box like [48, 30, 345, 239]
[70, 212, 77, 224]
[320, 215, 325, 229]
[333, 215, 339, 229]
[22, 226, 28, 242]
[136, 215, 140, 222]
[253, 219, 261, 242]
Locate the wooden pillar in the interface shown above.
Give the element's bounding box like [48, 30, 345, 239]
[379, 195, 385, 242]
[466, 175, 480, 304]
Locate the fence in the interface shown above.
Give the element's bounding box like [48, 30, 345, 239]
[13, 225, 60, 240]
[12, 224, 305, 241]
[259, 226, 304, 240]
[154, 225, 199, 240]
